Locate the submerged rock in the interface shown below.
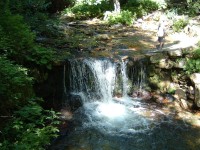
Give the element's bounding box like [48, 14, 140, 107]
[132, 90, 152, 100]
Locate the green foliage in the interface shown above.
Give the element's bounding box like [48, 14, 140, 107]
[107, 10, 135, 26]
[62, 0, 111, 19]
[8, 0, 52, 36]
[9, 0, 51, 15]
[172, 18, 188, 32]
[0, 11, 55, 69]
[184, 48, 200, 75]
[0, 12, 35, 63]
[167, 0, 200, 16]
[123, 0, 159, 18]
[187, 1, 200, 16]
[0, 99, 60, 150]
[26, 45, 55, 70]
[0, 57, 33, 115]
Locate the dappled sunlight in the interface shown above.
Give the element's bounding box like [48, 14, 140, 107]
[166, 32, 200, 50]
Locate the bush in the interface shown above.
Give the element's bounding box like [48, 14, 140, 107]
[107, 10, 135, 26]
[172, 18, 188, 32]
[184, 48, 200, 75]
[0, 57, 33, 115]
[0, 99, 60, 150]
[187, 1, 200, 16]
[0, 12, 35, 63]
[62, 1, 111, 19]
[123, 0, 159, 18]
[26, 45, 55, 70]
[9, 0, 51, 15]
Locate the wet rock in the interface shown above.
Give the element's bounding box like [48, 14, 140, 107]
[60, 108, 73, 121]
[153, 93, 175, 104]
[164, 94, 175, 102]
[132, 90, 152, 100]
[152, 94, 165, 103]
[175, 88, 187, 100]
[68, 94, 83, 111]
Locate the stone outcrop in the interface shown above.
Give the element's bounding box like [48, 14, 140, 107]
[149, 46, 199, 109]
[190, 73, 200, 107]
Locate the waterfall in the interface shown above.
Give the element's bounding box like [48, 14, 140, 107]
[120, 60, 129, 97]
[68, 58, 116, 102]
[129, 60, 147, 94]
[67, 58, 147, 103]
[84, 59, 116, 102]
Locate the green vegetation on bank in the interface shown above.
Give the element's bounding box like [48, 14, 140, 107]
[0, 0, 59, 149]
[185, 48, 200, 75]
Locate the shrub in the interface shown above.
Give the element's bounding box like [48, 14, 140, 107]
[9, 0, 51, 15]
[187, 1, 200, 16]
[0, 57, 33, 115]
[62, 1, 111, 19]
[184, 48, 200, 75]
[26, 45, 55, 70]
[0, 13, 35, 63]
[0, 99, 60, 150]
[123, 0, 159, 18]
[107, 10, 135, 26]
[172, 18, 188, 32]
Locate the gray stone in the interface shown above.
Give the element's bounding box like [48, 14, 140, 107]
[189, 73, 200, 107]
[174, 59, 186, 68]
[158, 58, 174, 69]
[175, 88, 187, 100]
[180, 99, 189, 110]
[194, 84, 200, 107]
[95, 34, 112, 40]
[168, 49, 183, 57]
[190, 73, 200, 84]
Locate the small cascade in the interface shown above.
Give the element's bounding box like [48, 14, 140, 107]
[66, 58, 147, 103]
[69, 59, 92, 102]
[62, 64, 68, 103]
[84, 59, 116, 102]
[128, 60, 147, 95]
[68, 58, 117, 102]
[120, 60, 129, 97]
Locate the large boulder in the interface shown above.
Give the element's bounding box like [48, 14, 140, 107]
[190, 73, 200, 107]
[168, 49, 183, 57]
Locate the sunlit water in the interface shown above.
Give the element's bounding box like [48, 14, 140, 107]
[49, 58, 200, 150]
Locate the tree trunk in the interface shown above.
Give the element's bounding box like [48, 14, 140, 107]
[113, 0, 120, 13]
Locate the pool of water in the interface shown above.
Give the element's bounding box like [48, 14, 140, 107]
[49, 98, 200, 150]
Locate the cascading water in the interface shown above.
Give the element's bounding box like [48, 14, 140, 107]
[50, 58, 199, 150]
[68, 58, 116, 102]
[120, 60, 129, 97]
